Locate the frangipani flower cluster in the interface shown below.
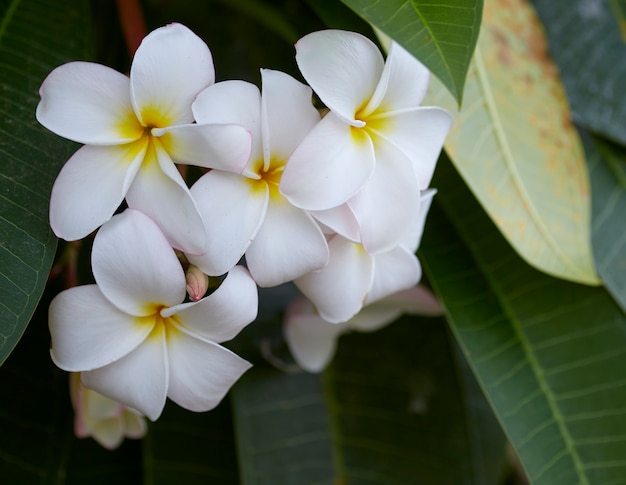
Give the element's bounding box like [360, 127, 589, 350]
[39, 23, 450, 446]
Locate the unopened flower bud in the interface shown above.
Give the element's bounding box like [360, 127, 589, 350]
[186, 265, 209, 301]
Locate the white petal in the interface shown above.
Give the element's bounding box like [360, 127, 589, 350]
[192, 80, 262, 164]
[382, 285, 444, 317]
[131, 23, 214, 126]
[311, 205, 360, 242]
[81, 325, 169, 422]
[166, 323, 251, 412]
[283, 297, 344, 373]
[349, 136, 421, 254]
[295, 30, 383, 124]
[49, 140, 146, 241]
[363, 42, 431, 117]
[92, 209, 186, 316]
[36, 61, 143, 145]
[49, 285, 152, 371]
[366, 246, 421, 305]
[371, 107, 452, 189]
[348, 307, 402, 333]
[125, 140, 206, 254]
[280, 113, 375, 210]
[402, 188, 436, 252]
[260, 69, 320, 164]
[154, 123, 251, 172]
[188, 171, 267, 276]
[246, 197, 329, 287]
[166, 266, 258, 343]
[122, 410, 148, 438]
[295, 235, 374, 323]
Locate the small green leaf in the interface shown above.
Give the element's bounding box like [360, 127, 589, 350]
[339, 0, 482, 105]
[532, 0, 626, 145]
[422, 156, 626, 485]
[425, 0, 599, 285]
[0, 0, 92, 365]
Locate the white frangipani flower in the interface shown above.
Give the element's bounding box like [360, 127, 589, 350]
[284, 285, 444, 372]
[280, 30, 452, 253]
[188, 69, 329, 286]
[295, 190, 436, 323]
[37, 23, 251, 253]
[70, 373, 147, 450]
[49, 209, 258, 421]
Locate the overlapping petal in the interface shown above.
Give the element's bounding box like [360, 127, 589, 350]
[81, 325, 169, 421]
[246, 198, 329, 287]
[36, 62, 142, 145]
[402, 189, 437, 252]
[131, 23, 214, 126]
[125, 140, 206, 254]
[295, 235, 374, 323]
[280, 112, 375, 210]
[366, 246, 421, 305]
[349, 135, 421, 254]
[165, 266, 258, 343]
[49, 286, 152, 372]
[295, 29, 383, 124]
[166, 324, 252, 412]
[92, 209, 186, 316]
[311, 205, 360, 242]
[49, 140, 147, 241]
[188, 171, 268, 276]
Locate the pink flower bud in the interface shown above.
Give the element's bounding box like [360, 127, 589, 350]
[186, 265, 209, 301]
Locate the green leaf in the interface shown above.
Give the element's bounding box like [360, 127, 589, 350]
[532, 0, 626, 146]
[584, 134, 626, 314]
[421, 156, 626, 485]
[0, 0, 92, 365]
[339, 0, 482, 105]
[425, 0, 599, 286]
[232, 316, 507, 484]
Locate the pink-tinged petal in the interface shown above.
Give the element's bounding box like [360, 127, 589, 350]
[49, 285, 152, 372]
[154, 123, 251, 173]
[49, 140, 147, 241]
[122, 410, 148, 439]
[192, 80, 262, 165]
[166, 323, 252, 412]
[280, 113, 375, 210]
[246, 197, 329, 287]
[125, 140, 206, 254]
[366, 246, 421, 305]
[131, 23, 214, 126]
[36, 62, 143, 145]
[371, 106, 452, 189]
[188, 171, 267, 276]
[92, 209, 186, 315]
[295, 235, 374, 323]
[311, 205, 360, 242]
[364, 42, 431, 116]
[402, 189, 436, 252]
[383, 285, 444, 317]
[283, 297, 344, 373]
[349, 136, 421, 254]
[260, 69, 320, 164]
[295, 30, 383, 124]
[81, 325, 169, 421]
[164, 266, 258, 343]
[348, 307, 402, 333]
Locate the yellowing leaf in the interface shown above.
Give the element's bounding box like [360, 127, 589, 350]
[426, 0, 599, 285]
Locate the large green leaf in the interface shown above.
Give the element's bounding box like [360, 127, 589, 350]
[585, 134, 626, 314]
[339, 0, 482, 105]
[421, 156, 626, 484]
[0, 0, 91, 365]
[532, 0, 626, 146]
[425, 0, 599, 286]
[232, 316, 507, 484]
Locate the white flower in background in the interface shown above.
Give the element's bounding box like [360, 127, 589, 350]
[70, 373, 147, 450]
[284, 285, 444, 372]
[280, 30, 452, 253]
[295, 189, 436, 323]
[37, 23, 251, 253]
[49, 209, 258, 421]
[188, 69, 328, 286]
